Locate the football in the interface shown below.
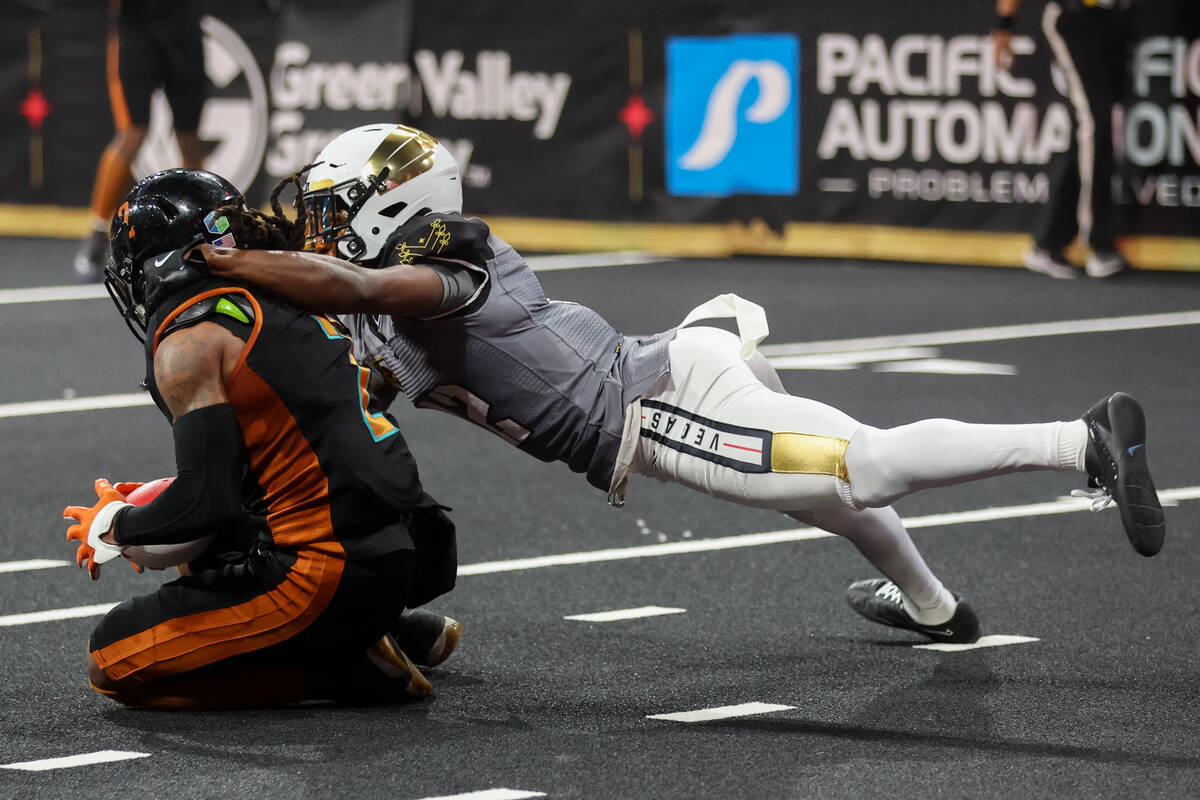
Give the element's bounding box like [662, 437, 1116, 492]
[121, 478, 215, 569]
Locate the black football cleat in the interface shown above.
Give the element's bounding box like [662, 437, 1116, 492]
[365, 633, 433, 698]
[391, 608, 462, 667]
[847, 579, 980, 644]
[1082, 393, 1165, 557]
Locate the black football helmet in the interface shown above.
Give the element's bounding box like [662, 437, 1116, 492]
[106, 168, 242, 341]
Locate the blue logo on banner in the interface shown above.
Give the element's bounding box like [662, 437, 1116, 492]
[666, 34, 799, 197]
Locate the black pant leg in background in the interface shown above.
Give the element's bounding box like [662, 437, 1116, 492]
[1037, 2, 1131, 252]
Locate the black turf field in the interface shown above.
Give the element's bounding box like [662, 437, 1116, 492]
[1, 237, 1198, 799]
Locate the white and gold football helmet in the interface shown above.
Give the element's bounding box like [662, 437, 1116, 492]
[302, 123, 462, 262]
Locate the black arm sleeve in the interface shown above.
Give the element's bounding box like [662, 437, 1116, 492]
[112, 403, 245, 546]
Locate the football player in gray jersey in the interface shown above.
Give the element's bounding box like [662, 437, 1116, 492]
[196, 123, 1165, 645]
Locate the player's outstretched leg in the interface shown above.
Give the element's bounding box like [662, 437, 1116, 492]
[1081, 392, 1165, 556]
[845, 579, 980, 644]
[789, 506, 981, 644]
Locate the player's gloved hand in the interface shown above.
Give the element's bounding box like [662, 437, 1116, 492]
[143, 235, 209, 311]
[63, 479, 133, 581]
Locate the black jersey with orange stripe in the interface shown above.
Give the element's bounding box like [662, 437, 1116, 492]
[143, 277, 441, 557]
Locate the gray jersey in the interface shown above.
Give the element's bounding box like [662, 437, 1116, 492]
[347, 213, 674, 490]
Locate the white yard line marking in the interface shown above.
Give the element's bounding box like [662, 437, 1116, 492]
[564, 606, 686, 622]
[0, 603, 118, 627]
[9, 487, 1198, 629]
[460, 486, 1200, 576]
[872, 358, 1016, 376]
[0, 393, 154, 420]
[648, 702, 796, 723]
[417, 790, 546, 800]
[0, 255, 668, 304]
[0, 559, 69, 574]
[758, 310, 1200, 356]
[766, 348, 1016, 376]
[767, 346, 940, 371]
[0, 285, 108, 305]
[914, 635, 1040, 652]
[0, 750, 149, 771]
[4, 311, 1195, 421]
[525, 251, 667, 271]
[458, 528, 836, 575]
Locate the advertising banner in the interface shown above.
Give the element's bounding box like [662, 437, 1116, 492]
[1, 0, 1196, 266]
[254, 0, 414, 202]
[403, 1, 621, 222]
[3, 0, 113, 206]
[1115, 1, 1200, 238]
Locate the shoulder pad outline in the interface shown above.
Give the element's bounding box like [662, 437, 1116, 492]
[160, 294, 255, 339]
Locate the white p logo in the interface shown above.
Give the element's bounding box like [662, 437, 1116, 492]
[678, 60, 792, 171]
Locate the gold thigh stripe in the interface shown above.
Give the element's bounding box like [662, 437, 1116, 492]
[770, 433, 849, 480]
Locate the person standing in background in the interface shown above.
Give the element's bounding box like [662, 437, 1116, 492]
[993, 0, 1134, 279]
[75, 0, 209, 282]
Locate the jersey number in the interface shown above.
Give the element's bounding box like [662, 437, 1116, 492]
[417, 385, 530, 447]
[312, 315, 398, 442]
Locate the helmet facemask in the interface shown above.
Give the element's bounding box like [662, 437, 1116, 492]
[301, 170, 390, 259]
[103, 248, 148, 343]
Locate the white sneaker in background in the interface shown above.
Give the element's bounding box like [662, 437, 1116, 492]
[1022, 247, 1080, 279]
[74, 228, 108, 284]
[1085, 250, 1129, 278]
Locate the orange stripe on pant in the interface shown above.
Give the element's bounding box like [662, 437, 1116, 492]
[91, 544, 345, 683]
[105, 0, 131, 132]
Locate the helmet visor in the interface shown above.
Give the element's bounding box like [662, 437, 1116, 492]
[302, 182, 354, 255]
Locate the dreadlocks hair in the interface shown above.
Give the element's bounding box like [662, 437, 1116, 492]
[210, 168, 312, 252]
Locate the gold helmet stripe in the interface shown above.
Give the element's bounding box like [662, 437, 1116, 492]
[364, 125, 439, 188]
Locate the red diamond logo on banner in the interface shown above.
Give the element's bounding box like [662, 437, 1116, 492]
[20, 87, 52, 131]
[619, 93, 654, 139]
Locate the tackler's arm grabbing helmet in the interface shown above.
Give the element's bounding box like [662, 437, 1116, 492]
[106, 168, 243, 341]
[302, 124, 462, 263]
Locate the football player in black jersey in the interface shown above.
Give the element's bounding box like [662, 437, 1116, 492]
[63, 168, 460, 708]
[194, 124, 1163, 647]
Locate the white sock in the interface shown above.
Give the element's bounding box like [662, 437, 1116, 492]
[1058, 419, 1089, 472]
[846, 418, 1086, 508]
[787, 506, 959, 626]
[902, 586, 957, 626]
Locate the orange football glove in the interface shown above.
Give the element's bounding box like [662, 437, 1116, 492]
[63, 478, 134, 581]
